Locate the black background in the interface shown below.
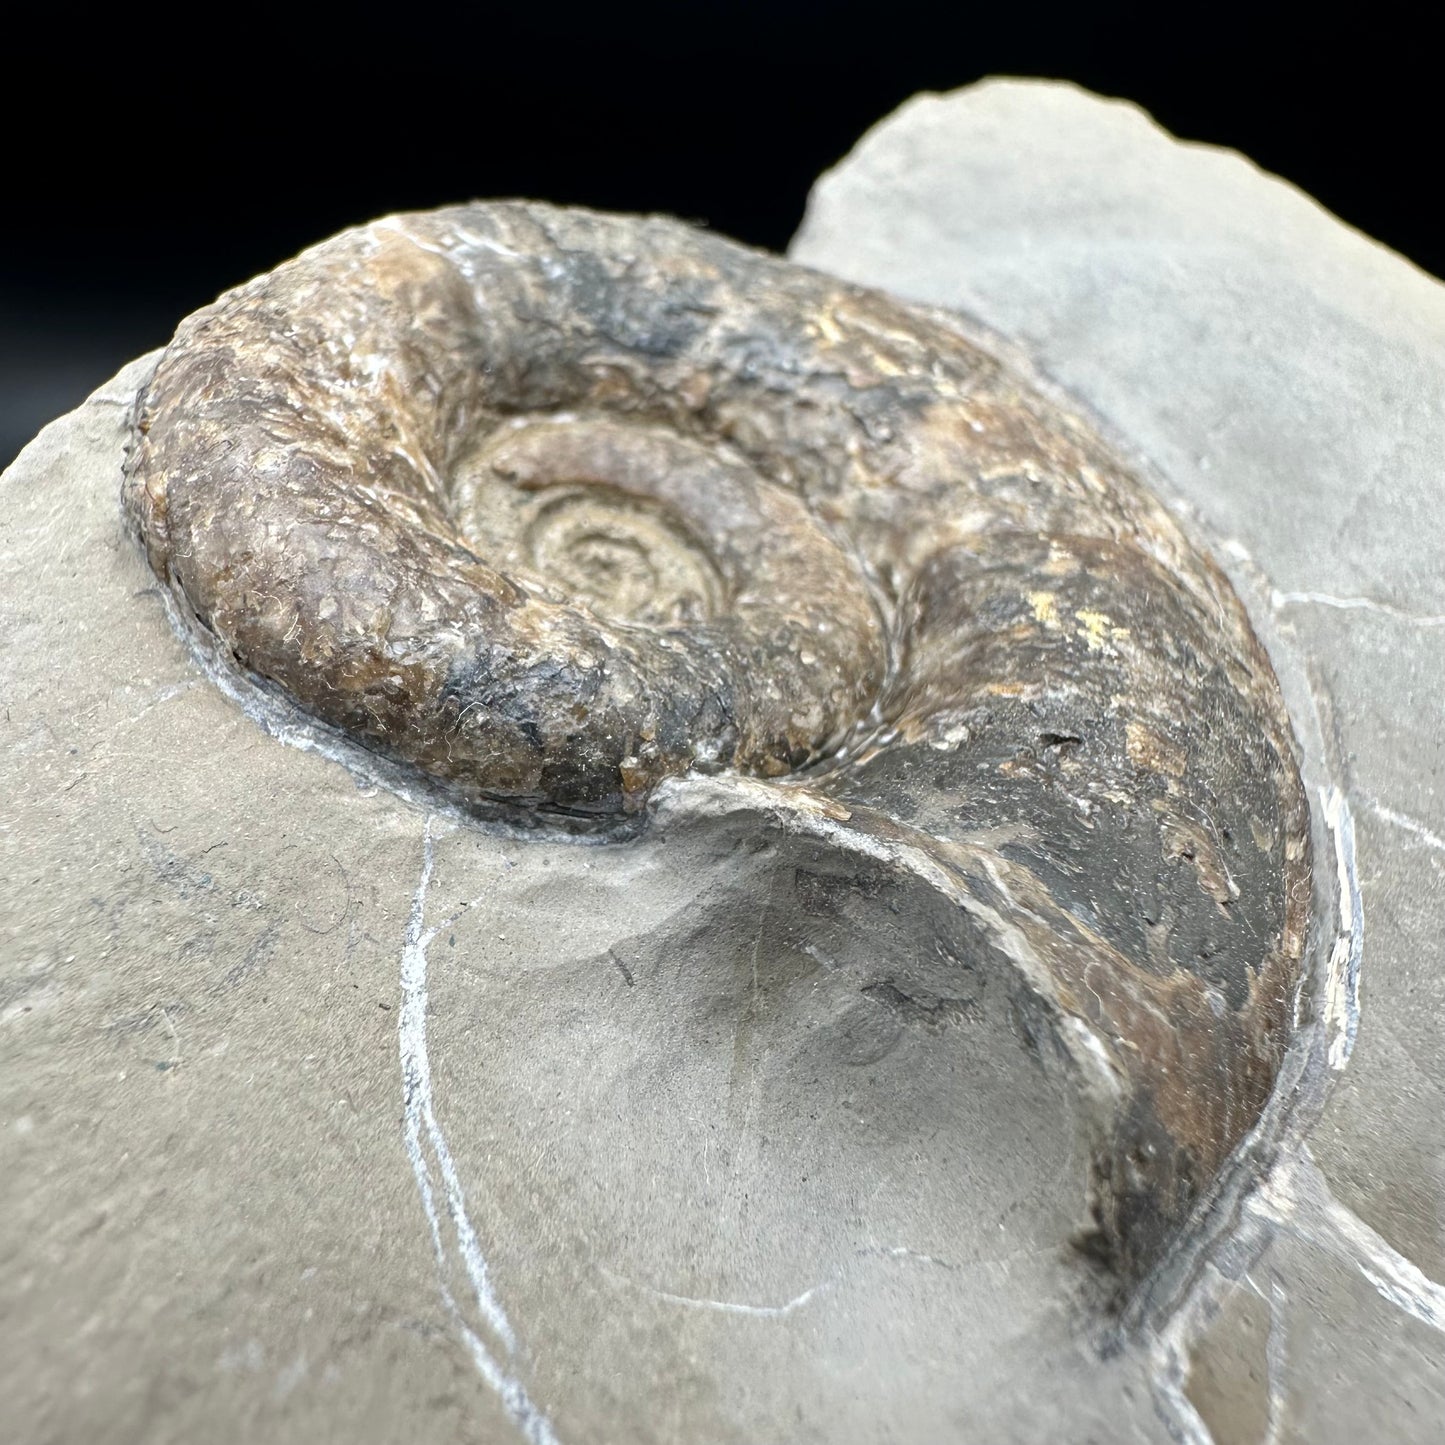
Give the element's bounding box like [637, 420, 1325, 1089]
[2, 2, 1435, 468]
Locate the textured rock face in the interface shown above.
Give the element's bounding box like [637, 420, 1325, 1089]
[794, 77, 1445, 1443]
[0, 362, 1180, 1445]
[1, 80, 1440, 1445]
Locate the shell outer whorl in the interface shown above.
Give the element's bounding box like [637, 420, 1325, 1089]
[123, 200, 1312, 1287]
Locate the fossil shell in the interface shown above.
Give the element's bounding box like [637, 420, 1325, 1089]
[124, 202, 1311, 1284]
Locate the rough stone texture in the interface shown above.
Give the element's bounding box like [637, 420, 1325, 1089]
[2, 78, 1442, 1445]
[794, 77, 1445, 1442]
[2, 356, 1179, 1443]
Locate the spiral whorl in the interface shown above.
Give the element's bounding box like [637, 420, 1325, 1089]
[124, 202, 1311, 1284]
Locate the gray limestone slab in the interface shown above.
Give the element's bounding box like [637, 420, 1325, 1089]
[793, 77, 1445, 1441]
[1, 364, 1167, 1442]
[4, 77, 1444, 1445]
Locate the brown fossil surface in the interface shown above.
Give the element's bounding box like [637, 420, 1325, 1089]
[123, 202, 1311, 1284]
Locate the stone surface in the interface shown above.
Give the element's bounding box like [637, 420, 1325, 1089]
[0, 364, 1170, 1443]
[793, 77, 1445, 1441]
[3, 78, 1443, 1445]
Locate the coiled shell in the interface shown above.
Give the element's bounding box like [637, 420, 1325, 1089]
[124, 202, 1311, 1282]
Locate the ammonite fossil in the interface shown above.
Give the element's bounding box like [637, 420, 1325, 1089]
[123, 202, 1310, 1285]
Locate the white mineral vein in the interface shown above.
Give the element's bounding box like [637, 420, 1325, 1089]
[399, 818, 562, 1445]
